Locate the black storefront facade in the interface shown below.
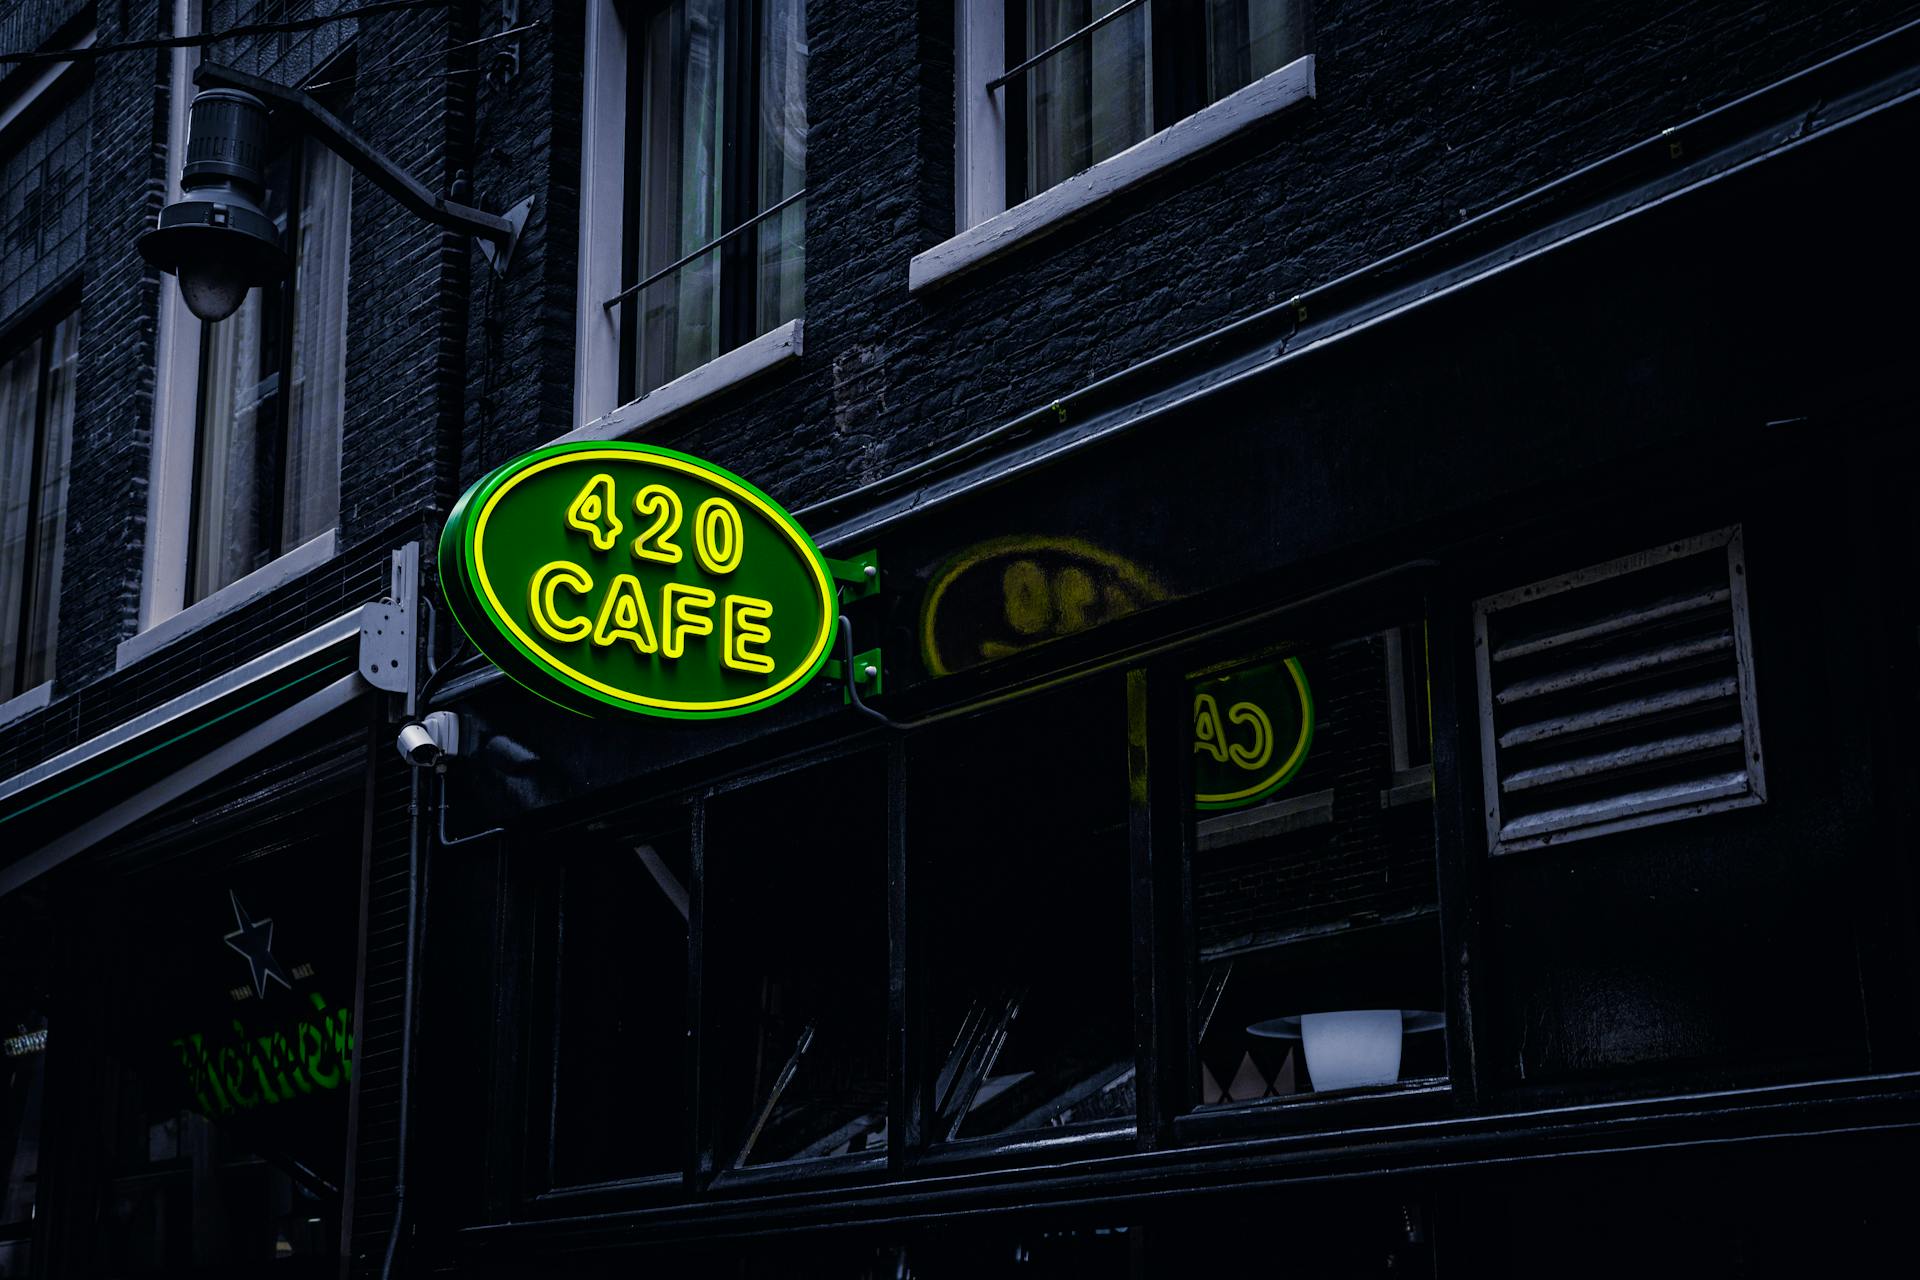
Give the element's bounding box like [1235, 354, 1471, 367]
[413, 33, 1920, 1275]
[2, 3, 1919, 1277]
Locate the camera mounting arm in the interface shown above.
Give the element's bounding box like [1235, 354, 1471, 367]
[193, 61, 531, 273]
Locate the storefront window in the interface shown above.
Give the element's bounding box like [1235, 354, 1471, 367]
[1187, 625, 1444, 1107]
[551, 816, 692, 1185]
[916, 677, 1135, 1142]
[705, 752, 889, 1167]
[92, 815, 357, 1275]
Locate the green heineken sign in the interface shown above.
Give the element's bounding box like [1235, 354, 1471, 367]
[1192, 656, 1314, 810]
[440, 442, 837, 719]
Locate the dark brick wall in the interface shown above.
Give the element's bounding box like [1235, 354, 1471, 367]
[460, 0, 578, 486]
[55, 0, 170, 689]
[620, 0, 1920, 520]
[32, 0, 1920, 736]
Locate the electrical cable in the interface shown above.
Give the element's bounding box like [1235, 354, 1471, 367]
[0, 0, 454, 65]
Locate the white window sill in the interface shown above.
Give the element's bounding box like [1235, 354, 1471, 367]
[556, 318, 803, 446]
[0, 681, 53, 729]
[912, 53, 1316, 293]
[117, 529, 339, 671]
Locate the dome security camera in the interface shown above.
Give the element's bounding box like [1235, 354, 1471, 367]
[396, 711, 461, 768]
[138, 89, 290, 322]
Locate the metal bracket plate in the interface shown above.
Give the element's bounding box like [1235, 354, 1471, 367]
[826, 647, 884, 704]
[825, 550, 881, 600]
[360, 544, 420, 711]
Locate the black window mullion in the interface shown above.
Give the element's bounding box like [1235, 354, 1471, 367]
[1427, 590, 1487, 1110]
[686, 793, 714, 1189]
[885, 737, 921, 1170]
[1151, 0, 1206, 128]
[1004, 0, 1030, 207]
[719, 0, 758, 351]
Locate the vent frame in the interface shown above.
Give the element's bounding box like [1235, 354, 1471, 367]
[1473, 526, 1765, 855]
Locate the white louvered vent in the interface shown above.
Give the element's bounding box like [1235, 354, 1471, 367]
[1474, 527, 1764, 854]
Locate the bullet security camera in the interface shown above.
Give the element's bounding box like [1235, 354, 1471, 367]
[396, 711, 461, 769]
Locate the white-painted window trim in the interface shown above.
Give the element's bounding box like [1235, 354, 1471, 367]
[575, 0, 627, 429]
[554, 318, 803, 446]
[138, 0, 344, 650]
[117, 529, 338, 671]
[916, 44, 1316, 294]
[0, 681, 52, 730]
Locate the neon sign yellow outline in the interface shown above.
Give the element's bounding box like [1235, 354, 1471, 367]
[528, 561, 594, 642]
[564, 473, 623, 551]
[470, 450, 835, 713]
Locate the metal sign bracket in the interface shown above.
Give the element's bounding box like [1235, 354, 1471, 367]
[360, 543, 421, 714]
[826, 550, 881, 600]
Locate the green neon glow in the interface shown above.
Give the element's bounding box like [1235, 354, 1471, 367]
[0, 658, 351, 829]
[171, 991, 353, 1116]
[1192, 656, 1316, 811]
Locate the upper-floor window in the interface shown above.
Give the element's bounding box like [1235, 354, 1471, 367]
[925, 0, 1312, 288]
[186, 128, 350, 605]
[982, 1, 1303, 214]
[613, 0, 807, 402]
[0, 305, 78, 700]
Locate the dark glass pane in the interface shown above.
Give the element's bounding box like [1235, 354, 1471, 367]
[1204, 0, 1306, 103]
[706, 754, 889, 1166]
[754, 0, 806, 335]
[98, 814, 355, 1275]
[630, 0, 807, 397]
[919, 677, 1134, 1141]
[1189, 626, 1444, 1107]
[0, 336, 42, 697]
[280, 139, 350, 553]
[1, 895, 50, 1249]
[1021, 1, 1150, 199]
[21, 312, 77, 692]
[191, 147, 293, 604]
[551, 822, 691, 1184]
[633, 0, 726, 393]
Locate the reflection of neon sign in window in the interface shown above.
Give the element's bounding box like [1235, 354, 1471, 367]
[919, 535, 1166, 675]
[171, 991, 352, 1115]
[1192, 657, 1314, 811]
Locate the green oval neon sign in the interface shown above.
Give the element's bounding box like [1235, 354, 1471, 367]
[1191, 656, 1314, 810]
[439, 442, 836, 719]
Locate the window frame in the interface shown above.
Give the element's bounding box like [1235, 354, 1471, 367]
[491, 571, 1479, 1218]
[573, 0, 808, 438]
[136, 11, 351, 659]
[1139, 586, 1467, 1142]
[0, 295, 80, 706]
[922, 0, 1316, 292]
[0, 25, 91, 710]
